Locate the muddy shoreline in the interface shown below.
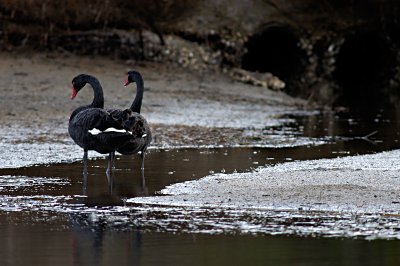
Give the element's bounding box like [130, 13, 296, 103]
[130, 150, 400, 213]
[1, 52, 400, 240]
[0, 52, 309, 167]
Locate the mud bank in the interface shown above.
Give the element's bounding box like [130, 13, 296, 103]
[0, 52, 311, 168]
[123, 150, 400, 239]
[129, 150, 400, 213]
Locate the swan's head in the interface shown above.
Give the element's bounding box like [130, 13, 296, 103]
[124, 70, 142, 86]
[71, 74, 90, 99]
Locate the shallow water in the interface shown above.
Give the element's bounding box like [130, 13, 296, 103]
[2, 215, 400, 266]
[1, 109, 400, 265]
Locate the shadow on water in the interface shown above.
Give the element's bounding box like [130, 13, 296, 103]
[2, 109, 400, 265]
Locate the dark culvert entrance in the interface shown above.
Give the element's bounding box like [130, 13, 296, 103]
[241, 24, 307, 92]
[333, 30, 396, 108]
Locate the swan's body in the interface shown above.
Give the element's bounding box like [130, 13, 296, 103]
[69, 108, 133, 154]
[107, 71, 152, 169]
[68, 74, 135, 174]
[110, 109, 152, 155]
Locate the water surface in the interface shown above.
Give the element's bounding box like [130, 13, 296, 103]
[1, 109, 400, 265]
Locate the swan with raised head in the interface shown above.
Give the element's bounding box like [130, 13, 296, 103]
[107, 70, 152, 170]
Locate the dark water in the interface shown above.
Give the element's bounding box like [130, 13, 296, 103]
[2, 217, 400, 266]
[1, 109, 400, 265]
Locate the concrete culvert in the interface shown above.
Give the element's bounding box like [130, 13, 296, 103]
[333, 30, 396, 107]
[241, 24, 307, 84]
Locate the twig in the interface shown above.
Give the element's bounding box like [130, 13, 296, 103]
[356, 130, 379, 145]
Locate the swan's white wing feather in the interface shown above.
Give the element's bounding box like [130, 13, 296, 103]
[89, 127, 132, 135]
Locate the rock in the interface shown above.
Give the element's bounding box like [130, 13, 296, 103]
[229, 68, 285, 90]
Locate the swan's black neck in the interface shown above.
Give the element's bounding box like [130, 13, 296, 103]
[130, 74, 144, 114]
[88, 76, 104, 109]
[70, 76, 104, 121]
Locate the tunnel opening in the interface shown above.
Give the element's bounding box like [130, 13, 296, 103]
[333, 30, 396, 108]
[241, 24, 307, 86]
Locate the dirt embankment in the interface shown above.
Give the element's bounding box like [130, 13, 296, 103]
[3, 0, 400, 108]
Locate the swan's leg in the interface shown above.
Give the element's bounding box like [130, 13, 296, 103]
[141, 167, 146, 187]
[83, 149, 88, 174]
[106, 168, 114, 195]
[106, 152, 113, 174]
[111, 151, 116, 170]
[140, 150, 146, 170]
[82, 170, 88, 195]
[140, 166, 149, 195]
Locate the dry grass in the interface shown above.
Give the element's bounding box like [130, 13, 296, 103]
[0, 0, 200, 47]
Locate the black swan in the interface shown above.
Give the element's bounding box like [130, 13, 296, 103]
[68, 74, 136, 174]
[107, 70, 152, 170]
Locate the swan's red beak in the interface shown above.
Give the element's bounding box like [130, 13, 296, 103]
[71, 85, 77, 99]
[124, 78, 130, 86]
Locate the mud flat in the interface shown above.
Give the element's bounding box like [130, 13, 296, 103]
[3, 52, 400, 239]
[127, 150, 400, 239]
[130, 149, 400, 212]
[0, 52, 310, 168]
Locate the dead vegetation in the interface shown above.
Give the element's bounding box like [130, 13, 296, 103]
[2, 0, 400, 106]
[0, 0, 200, 48]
